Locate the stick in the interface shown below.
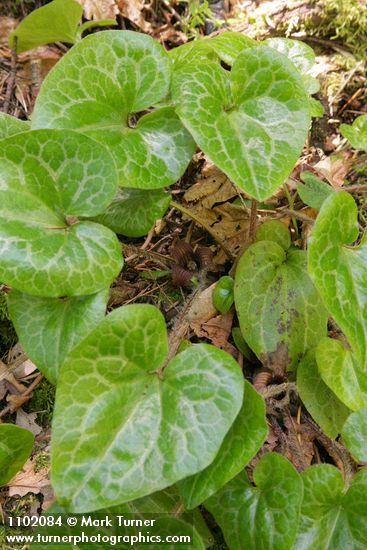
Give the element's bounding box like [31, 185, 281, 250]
[3, 37, 17, 114]
[248, 199, 258, 242]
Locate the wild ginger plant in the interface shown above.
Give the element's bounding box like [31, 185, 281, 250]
[1, 24, 367, 549]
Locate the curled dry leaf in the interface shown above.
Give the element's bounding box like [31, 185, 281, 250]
[0, 16, 18, 46]
[13, 358, 38, 379]
[191, 311, 237, 357]
[313, 154, 352, 189]
[182, 161, 250, 264]
[118, 0, 151, 32]
[77, 0, 118, 20]
[186, 283, 217, 325]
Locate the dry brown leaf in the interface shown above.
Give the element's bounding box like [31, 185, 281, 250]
[16, 409, 42, 436]
[13, 358, 38, 379]
[283, 413, 315, 471]
[7, 342, 23, 363]
[184, 163, 237, 208]
[248, 422, 279, 473]
[78, 0, 118, 20]
[191, 311, 237, 356]
[118, 0, 151, 31]
[186, 283, 217, 324]
[6, 393, 31, 411]
[153, 25, 187, 45]
[8, 458, 52, 498]
[211, 203, 250, 264]
[0, 16, 18, 46]
[313, 154, 352, 189]
[181, 196, 250, 266]
[0, 381, 7, 400]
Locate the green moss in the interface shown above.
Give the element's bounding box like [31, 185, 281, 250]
[0, 290, 16, 358]
[25, 378, 55, 425]
[1, 494, 37, 549]
[305, 0, 367, 59]
[33, 451, 50, 472]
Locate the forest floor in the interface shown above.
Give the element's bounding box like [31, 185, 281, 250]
[0, 1, 366, 549]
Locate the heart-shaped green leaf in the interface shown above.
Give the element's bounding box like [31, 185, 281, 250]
[52, 304, 244, 512]
[33, 488, 208, 550]
[0, 129, 122, 297]
[0, 424, 34, 485]
[309, 97, 325, 118]
[316, 338, 366, 411]
[178, 380, 267, 509]
[308, 192, 367, 370]
[234, 222, 328, 371]
[255, 218, 291, 249]
[9, 0, 82, 53]
[341, 406, 367, 461]
[265, 37, 319, 94]
[298, 171, 334, 209]
[0, 113, 30, 139]
[170, 32, 256, 69]
[205, 453, 303, 550]
[265, 38, 315, 74]
[297, 350, 350, 438]
[295, 465, 367, 550]
[206, 32, 257, 65]
[31, 31, 195, 189]
[8, 289, 109, 384]
[92, 188, 171, 237]
[172, 46, 310, 200]
[341, 114, 367, 152]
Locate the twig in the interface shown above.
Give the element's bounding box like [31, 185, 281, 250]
[0, 373, 43, 418]
[337, 88, 365, 116]
[122, 243, 174, 268]
[170, 200, 234, 260]
[248, 199, 258, 242]
[341, 184, 367, 193]
[160, 0, 185, 26]
[301, 411, 357, 482]
[3, 37, 17, 114]
[141, 224, 156, 250]
[276, 208, 315, 224]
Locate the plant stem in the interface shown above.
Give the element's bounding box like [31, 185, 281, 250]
[283, 182, 299, 235]
[170, 200, 234, 261]
[276, 208, 315, 224]
[249, 199, 258, 242]
[0, 372, 43, 418]
[342, 184, 367, 193]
